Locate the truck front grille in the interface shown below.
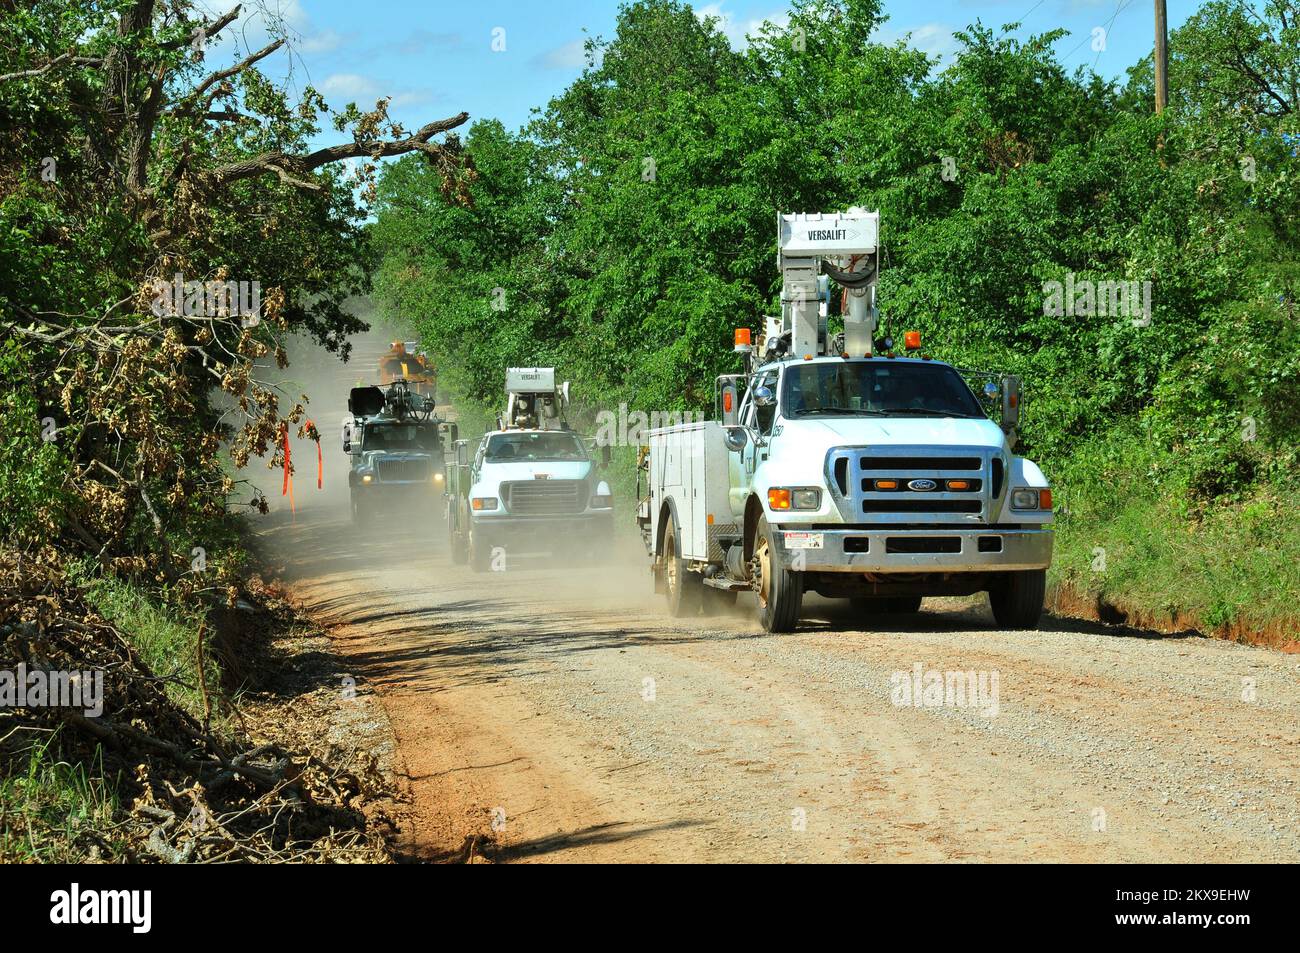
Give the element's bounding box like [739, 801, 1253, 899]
[504, 479, 588, 516]
[863, 500, 982, 514]
[377, 458, 431, 482]
[827, 446, 1005, 525]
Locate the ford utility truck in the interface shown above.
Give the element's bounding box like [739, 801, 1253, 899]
[447, 368, 613, 571]
[636, 210, 1053, 632]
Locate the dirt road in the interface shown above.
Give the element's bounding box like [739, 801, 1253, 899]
[251, 334, 1298, 863]
[254, 503, 1299, 863]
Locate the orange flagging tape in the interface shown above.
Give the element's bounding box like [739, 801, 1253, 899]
[281, 422, 295, 515]
[305, 418, 323, 489]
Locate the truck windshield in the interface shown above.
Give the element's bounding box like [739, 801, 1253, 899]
[485, 431, 588, 462]
[781, 361, 984, 419]
[364, 423, 437, 451]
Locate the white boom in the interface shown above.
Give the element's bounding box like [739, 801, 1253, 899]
[776, 208, 880, 358]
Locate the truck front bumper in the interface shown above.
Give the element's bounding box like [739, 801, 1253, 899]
[774, 526, 1053, 573]
[470, 511, 614, 551]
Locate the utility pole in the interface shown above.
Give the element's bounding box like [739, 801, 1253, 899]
[1154, 0, 1169, 114]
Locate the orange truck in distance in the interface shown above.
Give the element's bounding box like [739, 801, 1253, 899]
[378, 341, 436, 396]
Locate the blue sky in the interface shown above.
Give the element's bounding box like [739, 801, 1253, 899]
[208, 0, 1201, 142]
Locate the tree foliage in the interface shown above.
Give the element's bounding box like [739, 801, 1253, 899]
[373, 0, 1298, 512]
[0, 0, 470, 596]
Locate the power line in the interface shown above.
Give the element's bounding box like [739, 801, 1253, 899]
[1059, 0, 1136, 67]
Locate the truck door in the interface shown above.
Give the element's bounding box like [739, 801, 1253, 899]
[741, 370, 778, 476]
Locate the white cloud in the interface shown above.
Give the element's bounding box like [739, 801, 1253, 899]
[533, 37, 601, 70]
[318, 73, 436, 110]
[696, 2, 790, 49]
[205, 0, 340, 60]
[875, 21, 959, 63]
[320, 72, 382, 99]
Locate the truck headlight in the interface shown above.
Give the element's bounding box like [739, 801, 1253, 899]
[431, 471, 444, 485]
[768, 487, 821, 511]
[361, 473, 374, 484]
[471, 496, 498, 511]
[1011, 488, 1052, 510]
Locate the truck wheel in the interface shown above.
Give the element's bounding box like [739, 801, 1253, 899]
[350, 491, 364, 526]
[662, 520, 701, 617]
[449, 518, 468, 565]
[753, 515, 803, 633]
[850, 596, 922, 614]
[988, 569, 1046, 629]
[469, 531, 493, 573]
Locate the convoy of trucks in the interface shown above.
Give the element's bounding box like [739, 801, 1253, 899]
[380, 207, 1052, 632]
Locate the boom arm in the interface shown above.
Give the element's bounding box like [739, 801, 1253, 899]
[777, 208, 880, 358]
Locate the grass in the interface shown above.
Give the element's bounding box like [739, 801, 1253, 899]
[66, 565, 223, 721]
[0, 731, 126, 862]
[1050, 430, 1300, 639]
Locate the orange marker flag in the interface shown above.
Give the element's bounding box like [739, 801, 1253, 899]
[281, 422, 295, 514]
[305, 418, 323, 489]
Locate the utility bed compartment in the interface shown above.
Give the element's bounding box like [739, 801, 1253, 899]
[646, 421, 737, 563]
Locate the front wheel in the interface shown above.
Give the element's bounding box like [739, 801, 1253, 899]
[449, 515, 468, 565]
[752, 515, 803, 633]
[469, 529, 493, 573]
[988, 569, 1046, 629]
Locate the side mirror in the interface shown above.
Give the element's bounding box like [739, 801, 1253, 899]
[723, 426, 749, 452]
[753, 385, 775, 407]
[448, 423, 459, 444]
[342, 440, 351, 453]
[1001, 375, 1021, 433]
[455, 442, 469, 467]
[600, 444, 612, 467]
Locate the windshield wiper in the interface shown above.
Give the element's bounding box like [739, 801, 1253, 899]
[797, 407, 888, 417]
[879, 407, 981, 418]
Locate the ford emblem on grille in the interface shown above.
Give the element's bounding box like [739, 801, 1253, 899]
[907, 478, 938, 492]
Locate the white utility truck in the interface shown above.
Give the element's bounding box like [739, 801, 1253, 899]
[447, 368, 613, 571]
[636, 210, 1053, 632]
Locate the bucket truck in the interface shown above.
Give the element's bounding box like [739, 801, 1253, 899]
[636, 209, 1053, 632]
[446, 368, 613, 572]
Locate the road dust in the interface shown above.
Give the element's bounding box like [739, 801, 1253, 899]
[245, 324, 1300, 864]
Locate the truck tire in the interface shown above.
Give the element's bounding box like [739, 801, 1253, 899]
[662, 519, 701, 617]
[469, 530, 493, 573]
[350, 491, 364, 526]
[753, 515, 803, 633]
[850, 596, 922, 614]
[448, 518, 468, 565]
[988, 569, 1046, 629]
